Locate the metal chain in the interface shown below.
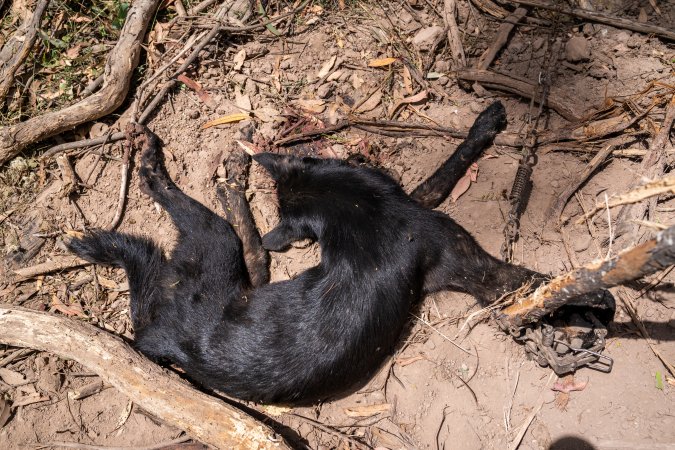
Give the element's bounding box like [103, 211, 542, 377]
[501, 24, 561, 262]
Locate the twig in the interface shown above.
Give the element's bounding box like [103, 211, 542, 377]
[34, 436, 192, 450]
[81, 75, 105, 97]
[0, 0, 50, 105]
[289, 414, 371, 450]
[514, 0, 675, 41]
[12, 256, 90, 281]
[107, 140, 132, 230]
[410, 313, 471, 354]
[0, 306, 290, 449]
[457, 69, 580, 121]
[68, 380, 109, 401]
[546, 142, 614, 223]
[507, 371, 556, 450]
[442, 0, 466, 67]
[0, 348, 33, 367]
[475, 7, 527, 70]
[0, 0, 162, 164]
[619, 292, 675, 378]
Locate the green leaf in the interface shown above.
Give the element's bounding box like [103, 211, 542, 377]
[655, 371, 664, 390]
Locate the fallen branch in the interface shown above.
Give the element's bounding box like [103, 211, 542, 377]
[499, 224, 675, 328]
[456, 69, 580, 122]
[0, 306, 289, 449]
[0, 0, 162, 165]
[0, 0, 50, 105]
[11, 255, 90, 282]
[442, 0, 466, 68]
[475, 7, 527, 71]
[514, 0, 675, 41]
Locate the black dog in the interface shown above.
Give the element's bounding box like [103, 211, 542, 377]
[68, 103, 553, 404]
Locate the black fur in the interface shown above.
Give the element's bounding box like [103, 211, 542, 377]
[68, 103, 547, 404]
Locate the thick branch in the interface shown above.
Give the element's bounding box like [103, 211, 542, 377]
[514, 0, 675, 41]
[457, 69, 580, 122]
[0, 0, 162, 165]
[0, 306, 289, 450]
[0, 0, 50, 104]
[499, 224, 675, 327]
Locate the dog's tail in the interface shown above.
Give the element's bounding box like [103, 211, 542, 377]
[411, 101, 507, 209]
[66, 230, 163, 329]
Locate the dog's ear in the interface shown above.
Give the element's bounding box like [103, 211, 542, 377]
[253, 153, 298, 181]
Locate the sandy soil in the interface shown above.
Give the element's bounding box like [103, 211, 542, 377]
[0, 1, 674, 449]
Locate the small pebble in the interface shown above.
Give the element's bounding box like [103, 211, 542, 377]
[565, 36, 591, 62]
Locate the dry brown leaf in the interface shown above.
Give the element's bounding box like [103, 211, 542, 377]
[368, 57, 398, 67]
[395, 355, 424, 367]
[261, 405, 292, 416]
[97, 276, 118, 290]
[354, 89, 382, 114]
[0, 398, 11, 428]
[13, 385, 48, 408]
[234, 89, 252, 112]
[254, 107, 280, 123]
[451, 163, 478, 202]
[317, 55, 337, 78]
[343, 403, 390, 418]
[0, 368, 26, 386]
[233, 49, 246, 71]
[202, 113, 250, 129]
[390, 90, 427, 118]
[293, 98, 326, 114]
[50, 294, 86, 318]
[177, 74, 215, 108]
[402, 65, 413, 95]
[552, 378, 588, 394]
[65, 43, 84, 59]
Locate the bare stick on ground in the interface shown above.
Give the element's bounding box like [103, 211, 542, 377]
[442, 0, 466, 68]
[615, 96, 675, 239]
[457, 69, 580, 122]
[514, 0, 675, 41]
[0, 0, 162, 165]
[0, 306, 290, 449]
[499, 224, 675, 328]
[0, 0, 50, 105]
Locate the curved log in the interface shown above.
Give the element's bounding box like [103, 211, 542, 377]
[0, 0, 161, 165]
[0, 306, 290, 450]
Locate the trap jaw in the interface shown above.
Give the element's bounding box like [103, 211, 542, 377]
[495, 306, 614, 375]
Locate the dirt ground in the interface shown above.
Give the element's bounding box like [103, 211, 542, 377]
[1, 1, 674, 449]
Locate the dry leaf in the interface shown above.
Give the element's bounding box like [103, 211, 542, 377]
[344, 403, 390, 417]
[113, 400, 133, 431]
[233, 49, 246, 71]
[12, 385, 48, 408]
[50, 294, 86, 317]
[351, 72, 364, 90]
[293, 98, 326, 114]
[235, 140, 259, 156]
[354, 89, 383, 114]
[390, 90, 427, 118]
[368, 57, 398, 67]
[0, 368, 26, 386]
[402, 65, 413, 95]
[552, 378, 588, 394]
[0, 398, 11, 428]
[450, 163, 478, 202]
[254, 107, 280, 123]
[317, 55, 337, 78]
[234, 89, 252, 112]
[202, 113, 250, 129]
[65, 43, 84, 59]
[395, 355, 424, 367]
[177, 74, 215, 108]
[97, 276, 118, 290]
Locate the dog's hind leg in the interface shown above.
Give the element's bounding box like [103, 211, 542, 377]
[411, 101, 507, 209]
[216, 150, 270, 287]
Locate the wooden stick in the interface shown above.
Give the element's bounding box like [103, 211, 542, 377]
[545, 141, 614, 222]
[0, 0, 162, 164]
[476, 7, 527, 70]
[513, 0, 675, 41]
[0, 0, 50, 105]
[499, 224, 675, 327]
[443, 0, 466, 68]
[0, 306, 289, 449]
[456, 69, 580, 122]
[11, 256, 90, 281]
